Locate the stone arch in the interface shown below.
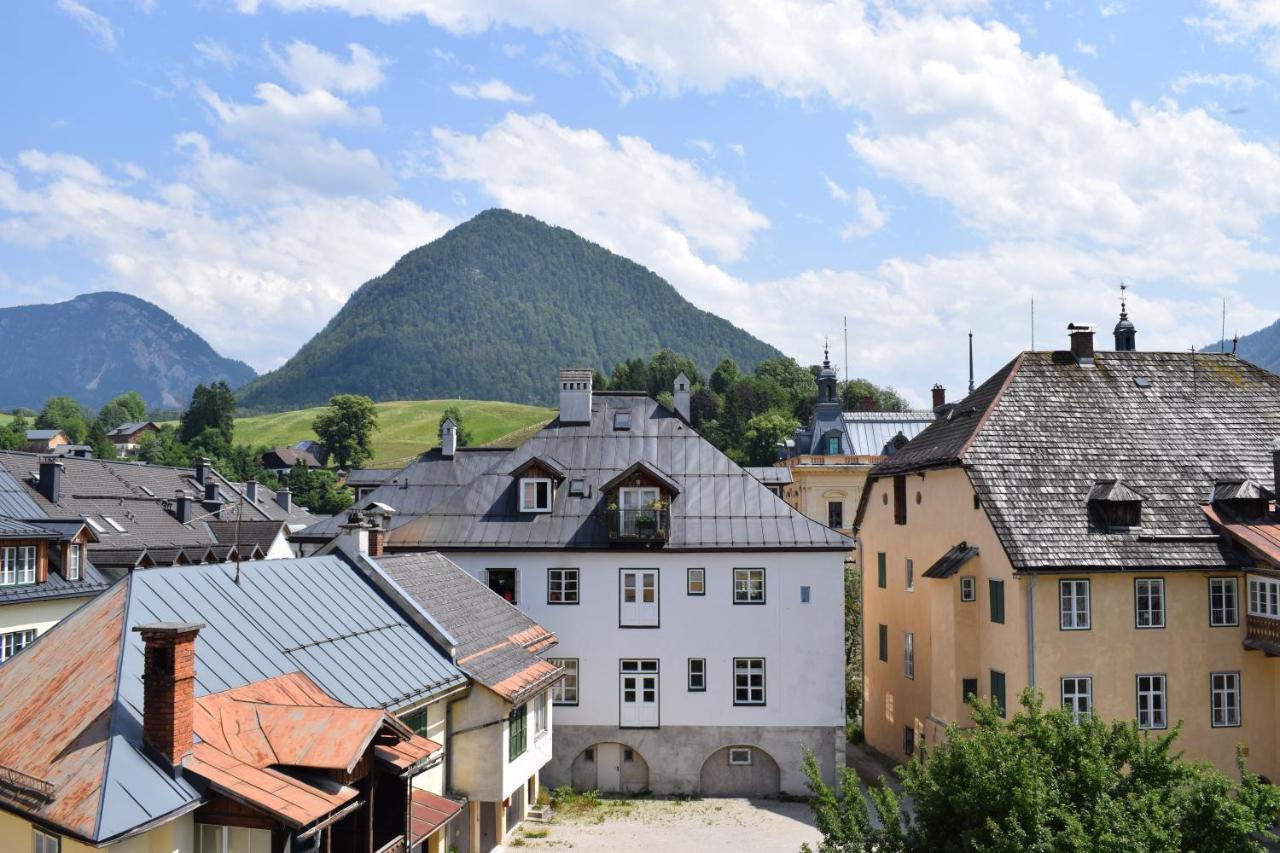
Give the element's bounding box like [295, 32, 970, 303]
[698, 744, 781, 798]
[570, 742, 650, 793]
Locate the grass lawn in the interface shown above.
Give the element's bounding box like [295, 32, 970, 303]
[229, 399, 554, 467]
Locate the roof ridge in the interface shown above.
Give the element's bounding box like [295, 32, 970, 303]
[956, 351, 1025, 462]
[94, 577, 134, 841]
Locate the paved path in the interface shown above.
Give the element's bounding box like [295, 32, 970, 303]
[504, 797, 820, 852]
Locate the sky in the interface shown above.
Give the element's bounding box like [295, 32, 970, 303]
[4, 0, 1280, 405]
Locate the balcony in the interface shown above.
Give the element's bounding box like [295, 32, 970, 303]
[606, 508, 671, 545]
[1244, 613, 1280, 656]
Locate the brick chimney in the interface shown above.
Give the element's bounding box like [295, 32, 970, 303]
[133, 622, 203, 769]
[558, 369, 593, 425]
[857, 395, 878, 412]
[174, 490, 193, 524]
[931, 385, 946, 409]
[368, 524, 384, 558]
[673, 372, 692, 422]
[1068, 322, 1096, 366]
[441, 417, 458, 458]
[37, 457, 63, 503]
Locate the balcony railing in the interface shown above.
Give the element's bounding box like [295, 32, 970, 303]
[1245, 612, 1280, 655]
[606, 508, 671, 544]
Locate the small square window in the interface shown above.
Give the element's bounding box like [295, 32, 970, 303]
[568, 478, 589, 497]
[623, 748, 635, 762]
[733, 568, 765, 604]
[548, 568, 579, 604]
[687, 568, 705, 596]
[487, 568, 517, 604]
[584, 747, 595, 762]
[613, 411, 632, 431]
[728, 747, 752, 765]
[960, 576, 975, 602]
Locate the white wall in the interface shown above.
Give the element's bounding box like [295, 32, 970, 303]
[450, 685, 554, 803]
[440, 551, 846, 731]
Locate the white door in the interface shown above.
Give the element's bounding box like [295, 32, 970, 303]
[596, 742, 622, 791]
[620, 570, 659, 626]
[620, 660, 659, 727]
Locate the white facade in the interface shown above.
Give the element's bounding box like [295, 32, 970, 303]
[440, 549, 846, 795]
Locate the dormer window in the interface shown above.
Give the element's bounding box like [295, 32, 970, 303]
[822, 431, 841, 455]
[520, 478, 553, 513]
[67, 543, 82, 581]
[1088, 480, 1143, 532]
[1212, 479, 1273, 523]
[614, 411, 632, 431]
[0, 546, 37, 586]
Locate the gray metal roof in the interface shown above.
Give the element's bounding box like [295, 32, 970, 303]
[105, 422, 155, 438]
[743, 467, 793, 485]
[0, 554, 467, 843]
[867, 351, 1280, 572]
[345, 467, 398, 487]
[0, 517, 58, 537]
[0, 465, 44, 518]
[841, 411, 937, 455]
[386, 394, 851, 551]
[25, 429, 64, 440]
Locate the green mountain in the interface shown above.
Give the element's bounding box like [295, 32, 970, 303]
[0, 292, 256, 410]
[239, 209, 784, 410]
[1207, 317, 1280, 374]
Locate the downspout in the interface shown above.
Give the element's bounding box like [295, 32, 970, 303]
[1025, 573, 1037, 688]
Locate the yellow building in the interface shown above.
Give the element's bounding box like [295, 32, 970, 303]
[857, 320, 1280, 780]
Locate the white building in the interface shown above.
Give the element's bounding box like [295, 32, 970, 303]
[325, 369, 852, 796]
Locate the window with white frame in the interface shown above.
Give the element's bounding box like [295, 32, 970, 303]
[1, 629, 36, 662]
[733, 658, 765, 705]
[1209, 577, 1239, 626]
[1059, 579, 1090, 630]
[687, 568, 705, 595]
[728, 746, 753, 765]
[534, 692, 549, 736]
[1248, 576, 1280, 617]
[549, 658, 578, 705]
[519, 478, 553, 512]
[688, 658, 706, 691]
[1135, 578, 1165, 628]
[66, 543, 81, 581]
[906, 558, 914, 592]
[33, 828, 60, 853]
[960, 576, 975, 602]
[1137, 674, 1167, 730]
[1210, 672, 1241, 727]
[904, 632, 915, 679]
[0, 546, 37, 586]
[1061, 676, 1092, 722]
[547, 568, 579, 604]
[733, 568, 765, 604]
[196, 825, 272, 853]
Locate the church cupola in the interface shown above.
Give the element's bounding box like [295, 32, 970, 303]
[816, 342, 839, 406]
[1114, 283, 1136, 351]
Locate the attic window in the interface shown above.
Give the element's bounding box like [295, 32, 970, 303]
[1088, 480, 1143, 531]
[614, 411, 632, 431]
[103, 517, 126, 533]
[1134, 376, 1151, 388]
[140, 485, 155, 497]
[1212, 479, 1273, 522]
[520, 478, 553, 513]
[568, 478, 589, 497]
[85, 517, 106, 534]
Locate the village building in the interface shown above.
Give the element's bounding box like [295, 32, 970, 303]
[856, 309, 1280, 782]
[22, 430, 68, 454]
[104, 421, 158, 457]
[299, 370, 852, 797]
[260, 444, 323, 476]
[777, 347, 936, 538]
[0, 452, 314, 574]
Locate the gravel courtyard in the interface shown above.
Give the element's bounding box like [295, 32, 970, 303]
[502, 797, 820, 852]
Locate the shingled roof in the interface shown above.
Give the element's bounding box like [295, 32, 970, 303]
[863, 351, 1280, 572]
[383, 393, 851, 551]
[375, 552, 561, 705]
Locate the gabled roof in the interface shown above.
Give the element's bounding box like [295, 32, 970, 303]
[866, 351, 1280, 571]
[1088, 480, 1145, 502]
[105, 422, 156, 438]
[1212, 479, 1274, 502]
[509, 455, 568, 482]
[24, 430, 65, 441]
[374, 552, 560, 705]
[383, 394, 850, 551]
[601, 459, 681, 495]
[0, 555, 465, 844]
[262, 446, 321, 468]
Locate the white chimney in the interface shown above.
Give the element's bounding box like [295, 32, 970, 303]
[441, 417, 458, 458]
[559, 369, 594, 425]
[673, 372, 691, 421]
[336, 510, 369, 557]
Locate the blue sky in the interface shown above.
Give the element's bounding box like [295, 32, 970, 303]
[4, 0, 1280, 404]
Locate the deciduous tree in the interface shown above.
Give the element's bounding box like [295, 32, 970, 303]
[312, 395, 379, 469]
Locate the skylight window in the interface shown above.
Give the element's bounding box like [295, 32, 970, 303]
[139, 485, 155, 497]
[103, 517, 126, 533]
[1134, 376, 1151, 388]
[85, 518, 105, 534]
[568, 478, 589, 497]
[613, 411, 631, 431]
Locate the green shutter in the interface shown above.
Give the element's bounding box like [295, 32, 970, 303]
[878, 624, 888, 662]
[877, 553, 887, 588]
[991, 670, 1006, 717]
[989, 579, 1005, 624]
[508, 704, 528, 760]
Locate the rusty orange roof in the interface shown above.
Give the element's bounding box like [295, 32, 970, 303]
[1203, 504, 1280, 568]
[186, 672, 441, 829]
[411, 788, 464, 844]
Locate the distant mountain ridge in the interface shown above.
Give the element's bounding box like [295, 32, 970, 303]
[238, 209, 784, 410]
[0, 292, 256, 410]
[1207, 316, 1280, 374]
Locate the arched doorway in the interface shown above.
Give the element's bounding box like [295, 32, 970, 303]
[698, 745, 781, 797]
[570, 743, 650, 793]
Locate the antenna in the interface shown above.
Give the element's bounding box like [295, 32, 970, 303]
[1221, 298, 1227, 354]
[1030, 297, 1035, 351]
[1190, 344, 1197, 400]
[968, 331, 975, 394]
[843, 315, 848, 382]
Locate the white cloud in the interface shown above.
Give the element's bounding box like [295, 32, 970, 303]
[0, 144, 450, 370]
[1099, 1, 1125, 17]
[194, 37, 241, 70]
[1190, 1, 1280, 70]
[269, 41, 388, 94]
[1075, 40, 1098, 57]
[841, 187, 889, 239]
[728, 143, 746, 158]
[56, 0, 115, 51]
[449, 79, 534, 102]
[823, 175, 852, 203]
[1171, 71, 1261, 93]
[200, 82, 380, 135]
[689, 139, 716, 157]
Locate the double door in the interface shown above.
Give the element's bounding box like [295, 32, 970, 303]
[619, 659, 659, 727]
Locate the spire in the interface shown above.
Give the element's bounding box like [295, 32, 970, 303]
[823, 338, 831, 370]
[816, 339, 838, 407]
[1114, 281, 1137, 351]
